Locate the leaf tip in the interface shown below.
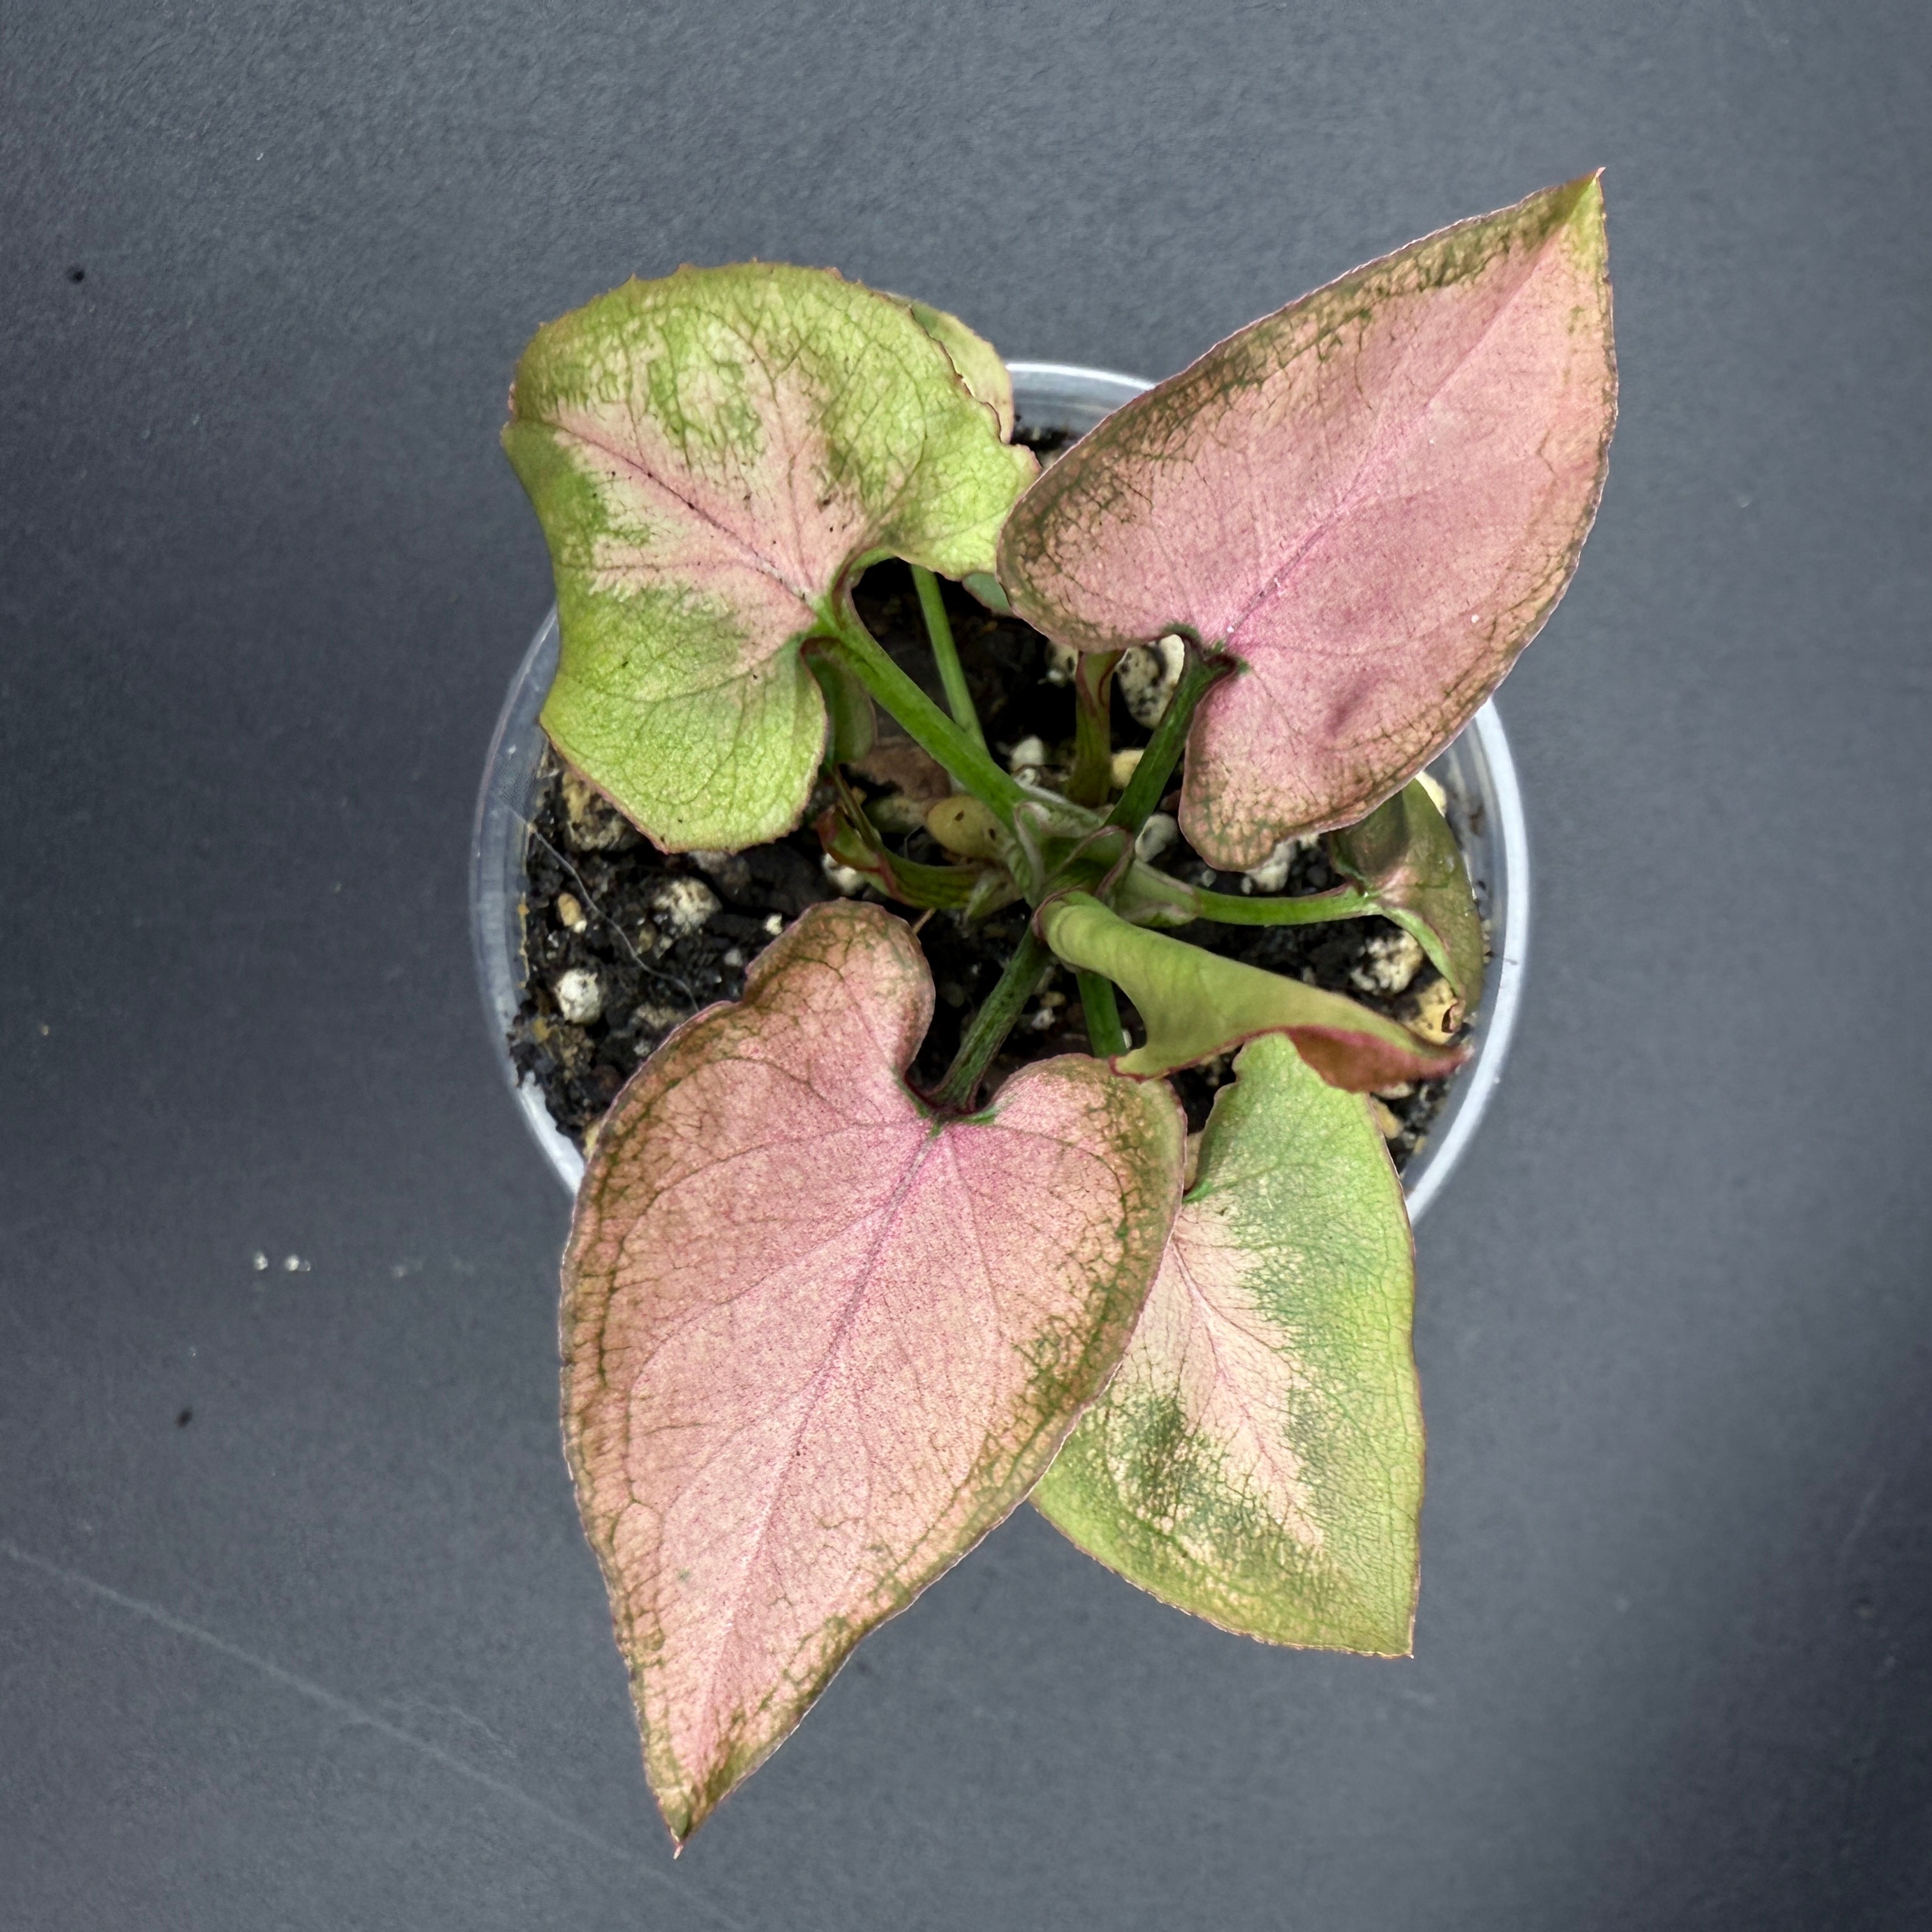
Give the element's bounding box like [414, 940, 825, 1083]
[659, 1784, 710, 1855]
[1542, 169, 1612, 284]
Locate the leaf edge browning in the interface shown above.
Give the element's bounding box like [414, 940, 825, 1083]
[558, 900, 1186, 1846]
[997, 173, 1618, 866]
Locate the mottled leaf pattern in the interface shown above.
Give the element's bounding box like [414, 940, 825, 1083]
[1034, 1034, 1422, 1652]
[560, 901, 1183, 1844]
[902, 298, 1016, 440]
[999, 176, 1616, 868]
[505, 266, 1036, 852]
[1039, 893, 1464, 1091]
[1330, 779, 1487, 1009]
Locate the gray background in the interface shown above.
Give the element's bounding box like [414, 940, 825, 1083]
[3, 0, 1927, 1925]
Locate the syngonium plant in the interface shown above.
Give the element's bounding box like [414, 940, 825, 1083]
[503, 175, 1616, 1846]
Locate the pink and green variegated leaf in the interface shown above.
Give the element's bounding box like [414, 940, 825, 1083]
[505, 267, 1036, 853]
[1034, 1033, 1422, 1652]
[999, 176, 1616, 869]
[560, 900, 1183, 1846]
[1038, 893, 1464, 1092]
[1330, 779, 1487, 1010]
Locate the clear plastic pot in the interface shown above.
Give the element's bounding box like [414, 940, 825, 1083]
[470, 363, 1530, 1221]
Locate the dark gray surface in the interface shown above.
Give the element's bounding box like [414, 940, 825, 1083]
[3, 0, 1928, 1924]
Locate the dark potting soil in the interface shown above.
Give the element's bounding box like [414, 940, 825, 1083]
[509, 557, 1480, 1173]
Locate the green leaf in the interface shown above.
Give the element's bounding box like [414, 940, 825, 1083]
[901, 298, 1016, 440]
[962, 570, 1011, 613]
[900, 302, 1015, 614]
[1038, 892, 1465, 1091]
[1330, 779, 1487, 1009]
[1034, 1034, 1422, 1653]
[504, 266, 1036, 852]
[999, 176, 1616, 868]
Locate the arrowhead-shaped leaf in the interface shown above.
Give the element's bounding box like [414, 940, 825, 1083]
[1330, 779, 1487, 1009]
[1039, 893, 1465, 1091]
[1034, 1034, 1422, 1652]
[561, 900, 1183, 1844]
[505, 267, 1037, 852]
[999, 176, 1616, 868]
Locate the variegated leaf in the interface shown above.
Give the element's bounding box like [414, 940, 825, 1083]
[562, 901, 1183, 1844]
[505, 266, 1036, 852]
[901, 297, 1016, 440]
[1034, 1033, 1422, 1652]
[999, 177, 1616, 868]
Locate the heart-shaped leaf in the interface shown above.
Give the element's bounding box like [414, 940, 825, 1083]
[505, 267, 1037, 853]
[1330, 779, 1487, 1009]
[1034, 1034, 1422, 1652]
[999, 176, 1616, 868]
[561, 900, 1183, 1844]
[1039, 893, 1465, 1091]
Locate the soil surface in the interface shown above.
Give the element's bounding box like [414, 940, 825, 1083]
[509, 548, 1480, 1173]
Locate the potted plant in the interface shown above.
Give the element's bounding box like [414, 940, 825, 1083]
[477, 174, 1615, 1847]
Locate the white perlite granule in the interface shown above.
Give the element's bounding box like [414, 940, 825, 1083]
[553, 967, 604, 1024]
[647, 875, 721, 938]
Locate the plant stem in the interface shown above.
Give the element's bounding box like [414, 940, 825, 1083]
[1076, 970, 1128, 1056]
[1107, 650, 1234, 836]
[929, 928, 1050, 1112]
[1183, 883, 1381, 926]
[1068, 651, 1122, 808]
[820, 797, 983, 908]
[826, 605, 1026, 822]
[911, 565, 985, 751]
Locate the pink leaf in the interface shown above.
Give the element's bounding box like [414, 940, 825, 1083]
[560, 901, 1183, 1844]
[999, 176, 1617, 868]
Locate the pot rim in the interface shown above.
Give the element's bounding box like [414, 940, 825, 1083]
[470, 364, 1530, 1221]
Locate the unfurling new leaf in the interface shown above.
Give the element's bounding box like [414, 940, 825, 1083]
[560, 901, 1183, 1844]
[1039, 893, 1466, 1091]
[999, 176, 1616, 867]
[1330, 779, 1487, 1011]
[1035, 1034, 1422, 1652]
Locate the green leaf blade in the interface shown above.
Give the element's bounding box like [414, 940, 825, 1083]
[505, 265, 1036, 852]
[901, 297, 1016, 440]
[1034, 1034, 1422, 1653]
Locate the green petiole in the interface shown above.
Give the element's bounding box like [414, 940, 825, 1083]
[1068, 651, 1122, 808]
[819, 804, 984, 910]
[825, 602, 1026, 823]
[928, 928, 1052, 1111]
[1186, 883, 1381, 926]
[1107, 648, 1234, 836]
[910, 565, 986, 752]
[1075, 970, 1128, 1057]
